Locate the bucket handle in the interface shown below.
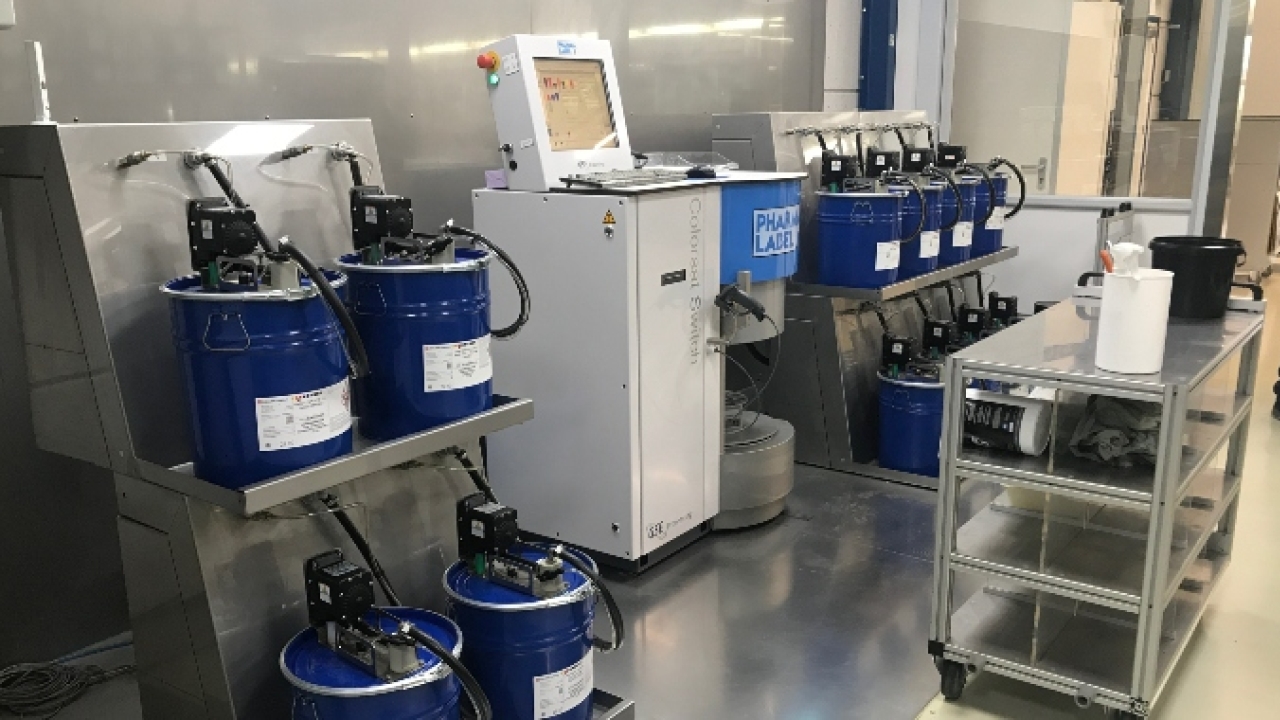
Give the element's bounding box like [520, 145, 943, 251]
[201, 312, 251, 352]
[849, 200, 876, 225]
[1232, 281, 1264, 301]
[293, 695, 322, 720]
[352, 282, 387, 317]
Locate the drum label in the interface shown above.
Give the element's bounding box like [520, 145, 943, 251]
[954, 221, 974, 247]
[255, 379, 351, 452]
[875, 241, 901, 271]
[986, 206, 1006, 230]
[423, 335, 493, 392]
[533, 653, 593, 718]
[921, 231, 941, 259]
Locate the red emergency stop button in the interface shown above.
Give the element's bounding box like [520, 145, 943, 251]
[477, 52, 498, 70]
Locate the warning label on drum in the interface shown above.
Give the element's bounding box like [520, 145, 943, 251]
[986, 206, 1006, 231]
[875, 241, 901, 271]
[533, 654, 593, 719]
[920, 231, 941, 259]
[255, 379, 351, 452]
[954, 221, 974, 247]
[423, 335, 493, 392]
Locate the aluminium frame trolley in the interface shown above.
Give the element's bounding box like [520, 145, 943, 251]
[929, 282, 1266, 718]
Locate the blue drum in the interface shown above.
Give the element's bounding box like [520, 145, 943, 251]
[337, 250, 492, 442]
[163, 271, 352, 489]
[898, 184, 943, 279]
[445, 546, 598, 720]
[815, 191, 903, 288]
[939, 179, 978, 267]
[971, 174, 1008, 256]
[879, 372, 945, 478]
[281, 608, 462, 720]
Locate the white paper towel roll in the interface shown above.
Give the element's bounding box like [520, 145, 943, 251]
[1095, 269, 1174, 375]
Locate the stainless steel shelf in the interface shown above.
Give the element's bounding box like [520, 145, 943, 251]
[789, 247, 1019, 302]
[593, 690, 637, 720]
[135, 395, 534, 516]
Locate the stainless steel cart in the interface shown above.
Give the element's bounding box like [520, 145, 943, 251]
[929, 287, 1266, 718]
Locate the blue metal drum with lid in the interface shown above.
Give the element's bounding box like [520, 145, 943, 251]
[898, 184, 943, 279]
[879, 372, 945, 478]
[280, 607, 462, 720]
[939, 179, 978, 267]
[337, 249, 492, 442]
[445, 546, 598, 720]
[971, 174, 1008, 256]
[163, 270, 353, 489]
[815, 191, 903, 288]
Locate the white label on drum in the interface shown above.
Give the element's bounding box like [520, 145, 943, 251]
[533, 653, 593, 719]
[921, 231, 941, 259]
[255, 378, 351, 452]
[986, 205, 1006, 230]
[423, 335, 493, 392]
[875, 241, 901, 271]
[954, 222, 974, 247]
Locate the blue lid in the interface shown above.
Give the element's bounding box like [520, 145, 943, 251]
[280, 607, 461, 696]
[445, 546, 596, 611]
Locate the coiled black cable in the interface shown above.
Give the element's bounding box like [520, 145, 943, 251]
[986, 156, 1027, 219]
[882, 171, 927, 243]
[922, 166, 963, 231]
[279, 237, 371, 379]
[957, 162, 998, 226]
[441, 223, 531, 339]
[320, 493, 402, 606]
[372, 611, 493, 720]
[0, 662, 134, 718]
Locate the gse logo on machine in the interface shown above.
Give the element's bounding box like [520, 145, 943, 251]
[752, 204, 800, 257]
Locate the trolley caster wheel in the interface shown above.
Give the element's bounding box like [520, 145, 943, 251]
[939, 659, 967, 701]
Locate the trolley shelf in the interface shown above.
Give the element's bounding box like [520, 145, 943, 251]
[136, 395, 534, 516]
[789, 247, 1019, 302]
[932, 297, 1265, 716]
[956, 393, 1251, 506]
[954, 468, 1240, 606]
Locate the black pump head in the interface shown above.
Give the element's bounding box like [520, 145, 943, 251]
[351, 186, 414, 252]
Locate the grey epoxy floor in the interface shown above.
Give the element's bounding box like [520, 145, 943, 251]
[65, 466, 944, 719]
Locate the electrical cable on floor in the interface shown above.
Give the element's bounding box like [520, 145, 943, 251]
[0, 662, 134, 719]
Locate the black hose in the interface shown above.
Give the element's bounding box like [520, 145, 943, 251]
[280, 237, 371, 379]
[872, 305, 891, 333]
[451, 447, 499, 505]
[814, 131, 829, 152]
[442, 224, 531, 339]
[958, 163, 998, 226]
[892, 127, 909, 151]
[924, 166, 963, 231]
[320, 493, 402, 606]
[347, 157, 364, 187]
[883, 172, 926, 243]
[539, 545, 626, 653]
[397, 621, 493, 720]
[746, 342, 772, 367]
[987, 156, 1027, 219]
[854, 131, 866, 176]
[200, 159, 275, 254]
[912, 292, 930, 320]
[944, 283, 959, 320]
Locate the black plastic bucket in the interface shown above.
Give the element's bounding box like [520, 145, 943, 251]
[1148, 236, 1252, 319]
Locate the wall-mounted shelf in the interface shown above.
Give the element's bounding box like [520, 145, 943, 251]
[789, 247, 1018, 302]
[136, 395, 534, 516]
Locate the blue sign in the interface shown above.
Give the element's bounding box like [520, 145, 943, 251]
[557, 41, 578, 56]
[752, 205, 800, 257]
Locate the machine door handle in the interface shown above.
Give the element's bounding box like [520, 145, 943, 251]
[1019, 158, 1049, 190]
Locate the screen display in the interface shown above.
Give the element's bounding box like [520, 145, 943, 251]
[535, 58, 619, 152]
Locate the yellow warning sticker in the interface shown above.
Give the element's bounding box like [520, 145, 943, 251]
[602, 210, 616, 225]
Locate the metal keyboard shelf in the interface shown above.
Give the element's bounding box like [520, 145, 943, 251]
[789, 247, 1018, 302]
[930, 297, 1265, 718]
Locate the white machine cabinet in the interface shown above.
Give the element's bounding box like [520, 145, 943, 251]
[930, 285, 1266, 718]
[476, 184, 723, 570]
